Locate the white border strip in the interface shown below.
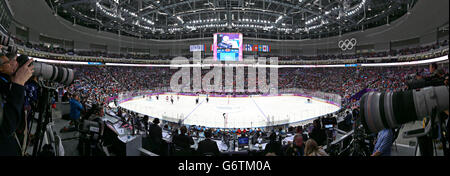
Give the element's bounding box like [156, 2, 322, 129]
[30, 55, 448, 68]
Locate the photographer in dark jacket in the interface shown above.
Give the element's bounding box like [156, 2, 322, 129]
[197, 129, 220, 156]
[148, 118, 163, 155]
[264, 132, 282, 156]
[309, 119, 327, 146]
[0, 55, 34, 156]
[172, 126, 194, 150]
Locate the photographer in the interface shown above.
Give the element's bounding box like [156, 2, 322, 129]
[0, 55, 34, 156]
[429, 63, 443, 79]
[408, 63, 446, 90]
[69, 94, 84, 127]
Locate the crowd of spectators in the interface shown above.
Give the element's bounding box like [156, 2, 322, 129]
[12, 36, 448, 61]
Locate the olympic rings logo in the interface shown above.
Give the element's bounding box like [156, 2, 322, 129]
[338, 38, 357, 51]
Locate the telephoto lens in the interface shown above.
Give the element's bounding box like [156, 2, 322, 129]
[16, 55, 75, 85]
[360, 86, 449, 134]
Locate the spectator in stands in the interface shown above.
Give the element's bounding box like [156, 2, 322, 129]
[283, 134, 304, 156]
[288, 126, 295, 134]
[309, 119, 327, 146]
[62, 90, 71, 102]
[296, 126, 309, 142]
[304, 139, 328, 156]
[172, 126, 194, 150]
[148, 118, 163, 155]
[343, 111, 353, 131]
[264, 133, 282, 156]
[197, 129, 220, 156]
[371, 128, 394, 156]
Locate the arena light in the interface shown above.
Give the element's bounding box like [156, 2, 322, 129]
[275, 16, 283, 23]
[96, 2, 124, 21]
[338, 0, 367, 19]
[31, 57, 94, 65]
[177, 16, 184, 24]
[305, 16, 321, 25]
[361, 55, 449, 67]
[199, 18, 218, 23]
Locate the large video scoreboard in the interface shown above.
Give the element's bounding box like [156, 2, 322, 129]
[213, 33, 243, 61]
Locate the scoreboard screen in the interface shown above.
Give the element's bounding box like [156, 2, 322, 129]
[213, 33, 243, 61]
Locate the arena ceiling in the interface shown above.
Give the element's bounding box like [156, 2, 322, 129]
[47, 0, 416, 40]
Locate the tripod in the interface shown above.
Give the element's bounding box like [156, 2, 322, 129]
[31, 83, 58, 156]
[338, 117, 371, 156]
[408, 107, 449, 156]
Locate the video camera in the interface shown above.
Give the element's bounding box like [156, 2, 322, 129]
[77, 104, 107, 156]
[79, 119, 102, 140]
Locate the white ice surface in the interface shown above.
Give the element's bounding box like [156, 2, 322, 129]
[119, 95, 340, 129]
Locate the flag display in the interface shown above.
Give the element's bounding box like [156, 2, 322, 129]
[262, 45, 270, 52]
[245, 44, 252, 52]
[243, 44, 270, 52]
[190, 45, 205, 52]
[252, 45, 259, 52]
[206, 44, 270, 53]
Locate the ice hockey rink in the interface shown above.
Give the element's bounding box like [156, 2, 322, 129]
[119, 94, 340, 129]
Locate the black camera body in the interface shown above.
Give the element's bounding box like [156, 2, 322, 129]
[79, 119, 102, 140]
[407, 76, 445, 90]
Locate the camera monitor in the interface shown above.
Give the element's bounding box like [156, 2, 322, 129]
[198, 131, 205, 138]
[238, 137, 249, 149]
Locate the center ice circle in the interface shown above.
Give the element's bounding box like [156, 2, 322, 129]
[118, 94, 340, 129]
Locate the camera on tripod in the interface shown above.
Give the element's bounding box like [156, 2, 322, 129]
[79, 119, 102, 140]
[360, 79, 448, 134]
[359, 67, 449, 156]
[77, 104, 107, 156]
